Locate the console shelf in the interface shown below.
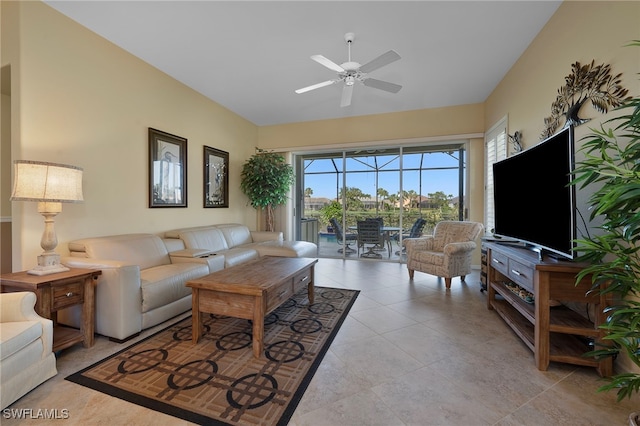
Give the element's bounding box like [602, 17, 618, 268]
[490, 297, 535, 351]
[486, 243, 612, 376]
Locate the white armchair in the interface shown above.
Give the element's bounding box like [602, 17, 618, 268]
[0, 292, 57, 409]
[404, 221, 484, 289]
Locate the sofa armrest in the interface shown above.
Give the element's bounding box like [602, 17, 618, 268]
[169, 248, 212, 258]
[61, 257, 143, 341]
[170, 253, 225, 273]
[63, 257, 135, 270]
[250, 231, 283, 243]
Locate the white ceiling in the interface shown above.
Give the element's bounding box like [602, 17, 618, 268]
[44, 1, 561, 126]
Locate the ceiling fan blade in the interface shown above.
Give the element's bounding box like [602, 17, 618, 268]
[295, 79, 338, 94]
[311, 55, 345, 73]
[359, 50, 401, 74]
[340, 84, 353, 107]
[363, 78, 402, 93]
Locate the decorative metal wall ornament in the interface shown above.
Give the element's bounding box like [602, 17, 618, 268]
[541, 60, 629, 140]
[508, 131, 523, 154]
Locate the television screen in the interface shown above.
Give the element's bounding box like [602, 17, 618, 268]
[493, 125, 576, 259]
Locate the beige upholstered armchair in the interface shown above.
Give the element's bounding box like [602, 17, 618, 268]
[404, 221, 484, 289]
[0, 292, 57, 409]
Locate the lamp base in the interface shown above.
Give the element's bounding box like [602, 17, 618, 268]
[27, 253, 70, 276]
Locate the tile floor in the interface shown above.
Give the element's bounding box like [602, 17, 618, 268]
[3, 258, 635, 425]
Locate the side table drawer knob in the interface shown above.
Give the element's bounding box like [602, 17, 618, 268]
[66, 292, 74, 297]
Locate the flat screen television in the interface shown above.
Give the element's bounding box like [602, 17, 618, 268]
[492, 125, 576, 260]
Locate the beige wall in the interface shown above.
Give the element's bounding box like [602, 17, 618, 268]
[1, 88, 11, 273]
[258, 103, 484, 149]
[2, 1, 259, 271]
[1, 91, 10, 219]
[485, 1, 640, 149]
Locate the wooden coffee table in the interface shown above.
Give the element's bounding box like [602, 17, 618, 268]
[186, 256, 318, 358]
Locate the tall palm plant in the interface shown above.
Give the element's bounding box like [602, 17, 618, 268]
[572, 41, 640, 403]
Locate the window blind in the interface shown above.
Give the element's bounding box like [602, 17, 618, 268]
[485, 118, 507, 234]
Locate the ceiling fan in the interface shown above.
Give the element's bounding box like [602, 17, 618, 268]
[295, 32, 402, 107]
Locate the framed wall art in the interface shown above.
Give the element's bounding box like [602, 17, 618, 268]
[204, 146, 229, 208]
[148, 128, 187, 208]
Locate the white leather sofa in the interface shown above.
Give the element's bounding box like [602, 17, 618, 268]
[1, 292, 57, 409]
[163, 223, 317, 267]
[60, 233, 221, 342]
[60, 225, 317, 342]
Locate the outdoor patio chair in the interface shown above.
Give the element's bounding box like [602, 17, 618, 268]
[357, 220, 388, 258]
[330, 217, 357, 253]
[395, 217, 427, 254]
[368, 217, 393, 252]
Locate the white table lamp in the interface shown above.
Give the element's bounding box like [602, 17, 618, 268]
[11, 160, 84, 275]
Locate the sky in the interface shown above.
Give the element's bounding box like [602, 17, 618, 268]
[302, 151, 465, 200]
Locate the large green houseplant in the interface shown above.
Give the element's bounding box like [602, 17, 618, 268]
[240, 149, 294, 232]
[572, 41, 640, 404]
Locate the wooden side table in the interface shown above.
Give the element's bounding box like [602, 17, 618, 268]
[0, 268, 101, 352]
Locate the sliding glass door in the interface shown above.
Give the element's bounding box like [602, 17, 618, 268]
[297, 143, 466, 261]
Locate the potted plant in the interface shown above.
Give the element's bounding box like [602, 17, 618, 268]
[572, 41, 640, 417]
[240, 149, 294, 232]
[319, 200, 343, 232]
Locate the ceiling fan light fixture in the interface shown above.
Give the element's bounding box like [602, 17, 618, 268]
[294, 32, 402, 106]
[341, 61, 360, 71]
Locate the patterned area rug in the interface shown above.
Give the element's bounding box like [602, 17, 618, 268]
[66, 286, 358, 426]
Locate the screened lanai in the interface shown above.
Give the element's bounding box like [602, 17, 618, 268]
[295, 143, 467, 261]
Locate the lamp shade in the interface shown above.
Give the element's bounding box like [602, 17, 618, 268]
[11, 160, 84, 203]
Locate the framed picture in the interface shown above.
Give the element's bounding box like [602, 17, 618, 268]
[204, 146, 229, 208]
[148, 128, 187, 208]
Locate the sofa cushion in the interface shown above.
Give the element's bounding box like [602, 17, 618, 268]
[69, 234, 171, 270]
[164, 225, 212, 239]
[215, 224, 253, 248]
[222, 248, 260, 267]
[140, 263, 209, 313]
[255, 241, 317, 258]
[162, 238, 186, 253]
[0, 321, 42, 361]
[179, 228, 228, 252]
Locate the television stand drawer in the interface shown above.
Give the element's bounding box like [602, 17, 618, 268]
[507, 258, 534, 292]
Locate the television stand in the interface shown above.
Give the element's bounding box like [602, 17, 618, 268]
[486, 242, 612, 376]
[495, 241, 547, 260]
